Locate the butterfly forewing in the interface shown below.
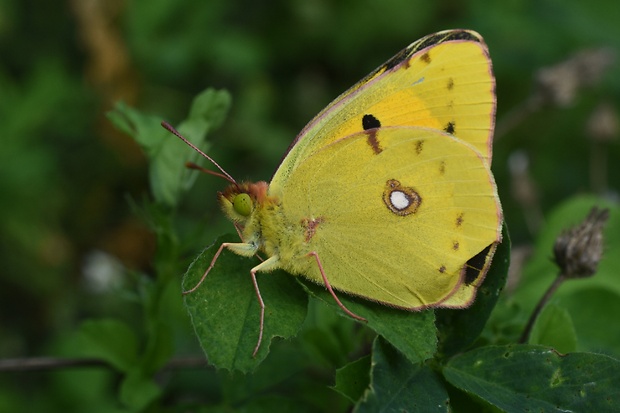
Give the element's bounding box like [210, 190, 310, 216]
[272, 29, 495, 189]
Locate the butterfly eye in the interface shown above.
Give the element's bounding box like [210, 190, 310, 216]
[233, 193, 253, 216]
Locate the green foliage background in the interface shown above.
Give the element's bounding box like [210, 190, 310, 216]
[1, 0, 620, 411]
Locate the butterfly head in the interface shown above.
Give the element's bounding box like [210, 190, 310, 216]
[218, 181, 269, 225]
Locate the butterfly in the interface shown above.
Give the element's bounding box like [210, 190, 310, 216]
[165, 29, 503, 357]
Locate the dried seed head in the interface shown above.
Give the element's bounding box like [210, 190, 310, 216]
[587, 102, 619, 143]
[535, 48, 615, 107]
[553, 207, 610, 278]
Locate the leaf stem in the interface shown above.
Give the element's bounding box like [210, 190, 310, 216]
[519, 273, 566, 343]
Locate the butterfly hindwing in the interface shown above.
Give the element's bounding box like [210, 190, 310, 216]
[272, 126, 502, 309]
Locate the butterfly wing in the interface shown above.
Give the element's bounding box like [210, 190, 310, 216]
[272, 30, 495, 189]
[271, 127, 502, 309]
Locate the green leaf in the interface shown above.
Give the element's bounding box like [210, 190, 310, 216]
[300, 280, 437, 365]
[561, 287, 620, 354]
[529, 303, 577, 353]
[333, 355, 372, 403]
[119, 369, 162, 411]
[186, 88, 231, 130]
[235, 395, 326, 413]
[107, 88, 231, 207]
[436, 222, 511, 357]
[141, 316, 175, 375]
[140, 275, 180, 374]
[299, 324, 359, 368]
[356, 337, 450, 412]
[151, 88, 231, 205]
[77, 319, 139, 372]
[183, 235, 308, 372]
[107, 101, 164, 152]
[219, 342, 334, 410]
[444, 344, 620, 412]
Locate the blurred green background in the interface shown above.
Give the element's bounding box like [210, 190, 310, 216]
[1, 0, 619, 410]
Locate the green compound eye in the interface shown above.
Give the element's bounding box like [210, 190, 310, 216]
[233, 193, 252, 216]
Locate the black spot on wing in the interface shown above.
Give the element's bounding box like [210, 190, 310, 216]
[362, 115, 383, 154]
[362, 114, 381, 130]
[415, 140, 424, 155]
[447, 77, 454, 90]
[444, 121, 456, 135]
[456, 213, 464, 227]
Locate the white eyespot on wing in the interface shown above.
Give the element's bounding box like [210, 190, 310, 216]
[390, 190, 411, 211]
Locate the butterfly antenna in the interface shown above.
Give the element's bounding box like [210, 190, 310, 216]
[185, 161, 235, 182]
[161, 121, 237, 185]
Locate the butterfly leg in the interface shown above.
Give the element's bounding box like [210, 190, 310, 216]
[307, 251, 367, 323]
[248, 255, 280, 357]
[232, 223, 265, 263]
[182, 242, 258, 295]
[250, 268, 265, 357]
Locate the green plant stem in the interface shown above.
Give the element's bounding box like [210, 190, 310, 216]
[0, 356, 208, 372]
[519, 273, 567, 343]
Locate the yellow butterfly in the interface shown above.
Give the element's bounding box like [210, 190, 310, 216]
[166, 29, 503, 356]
